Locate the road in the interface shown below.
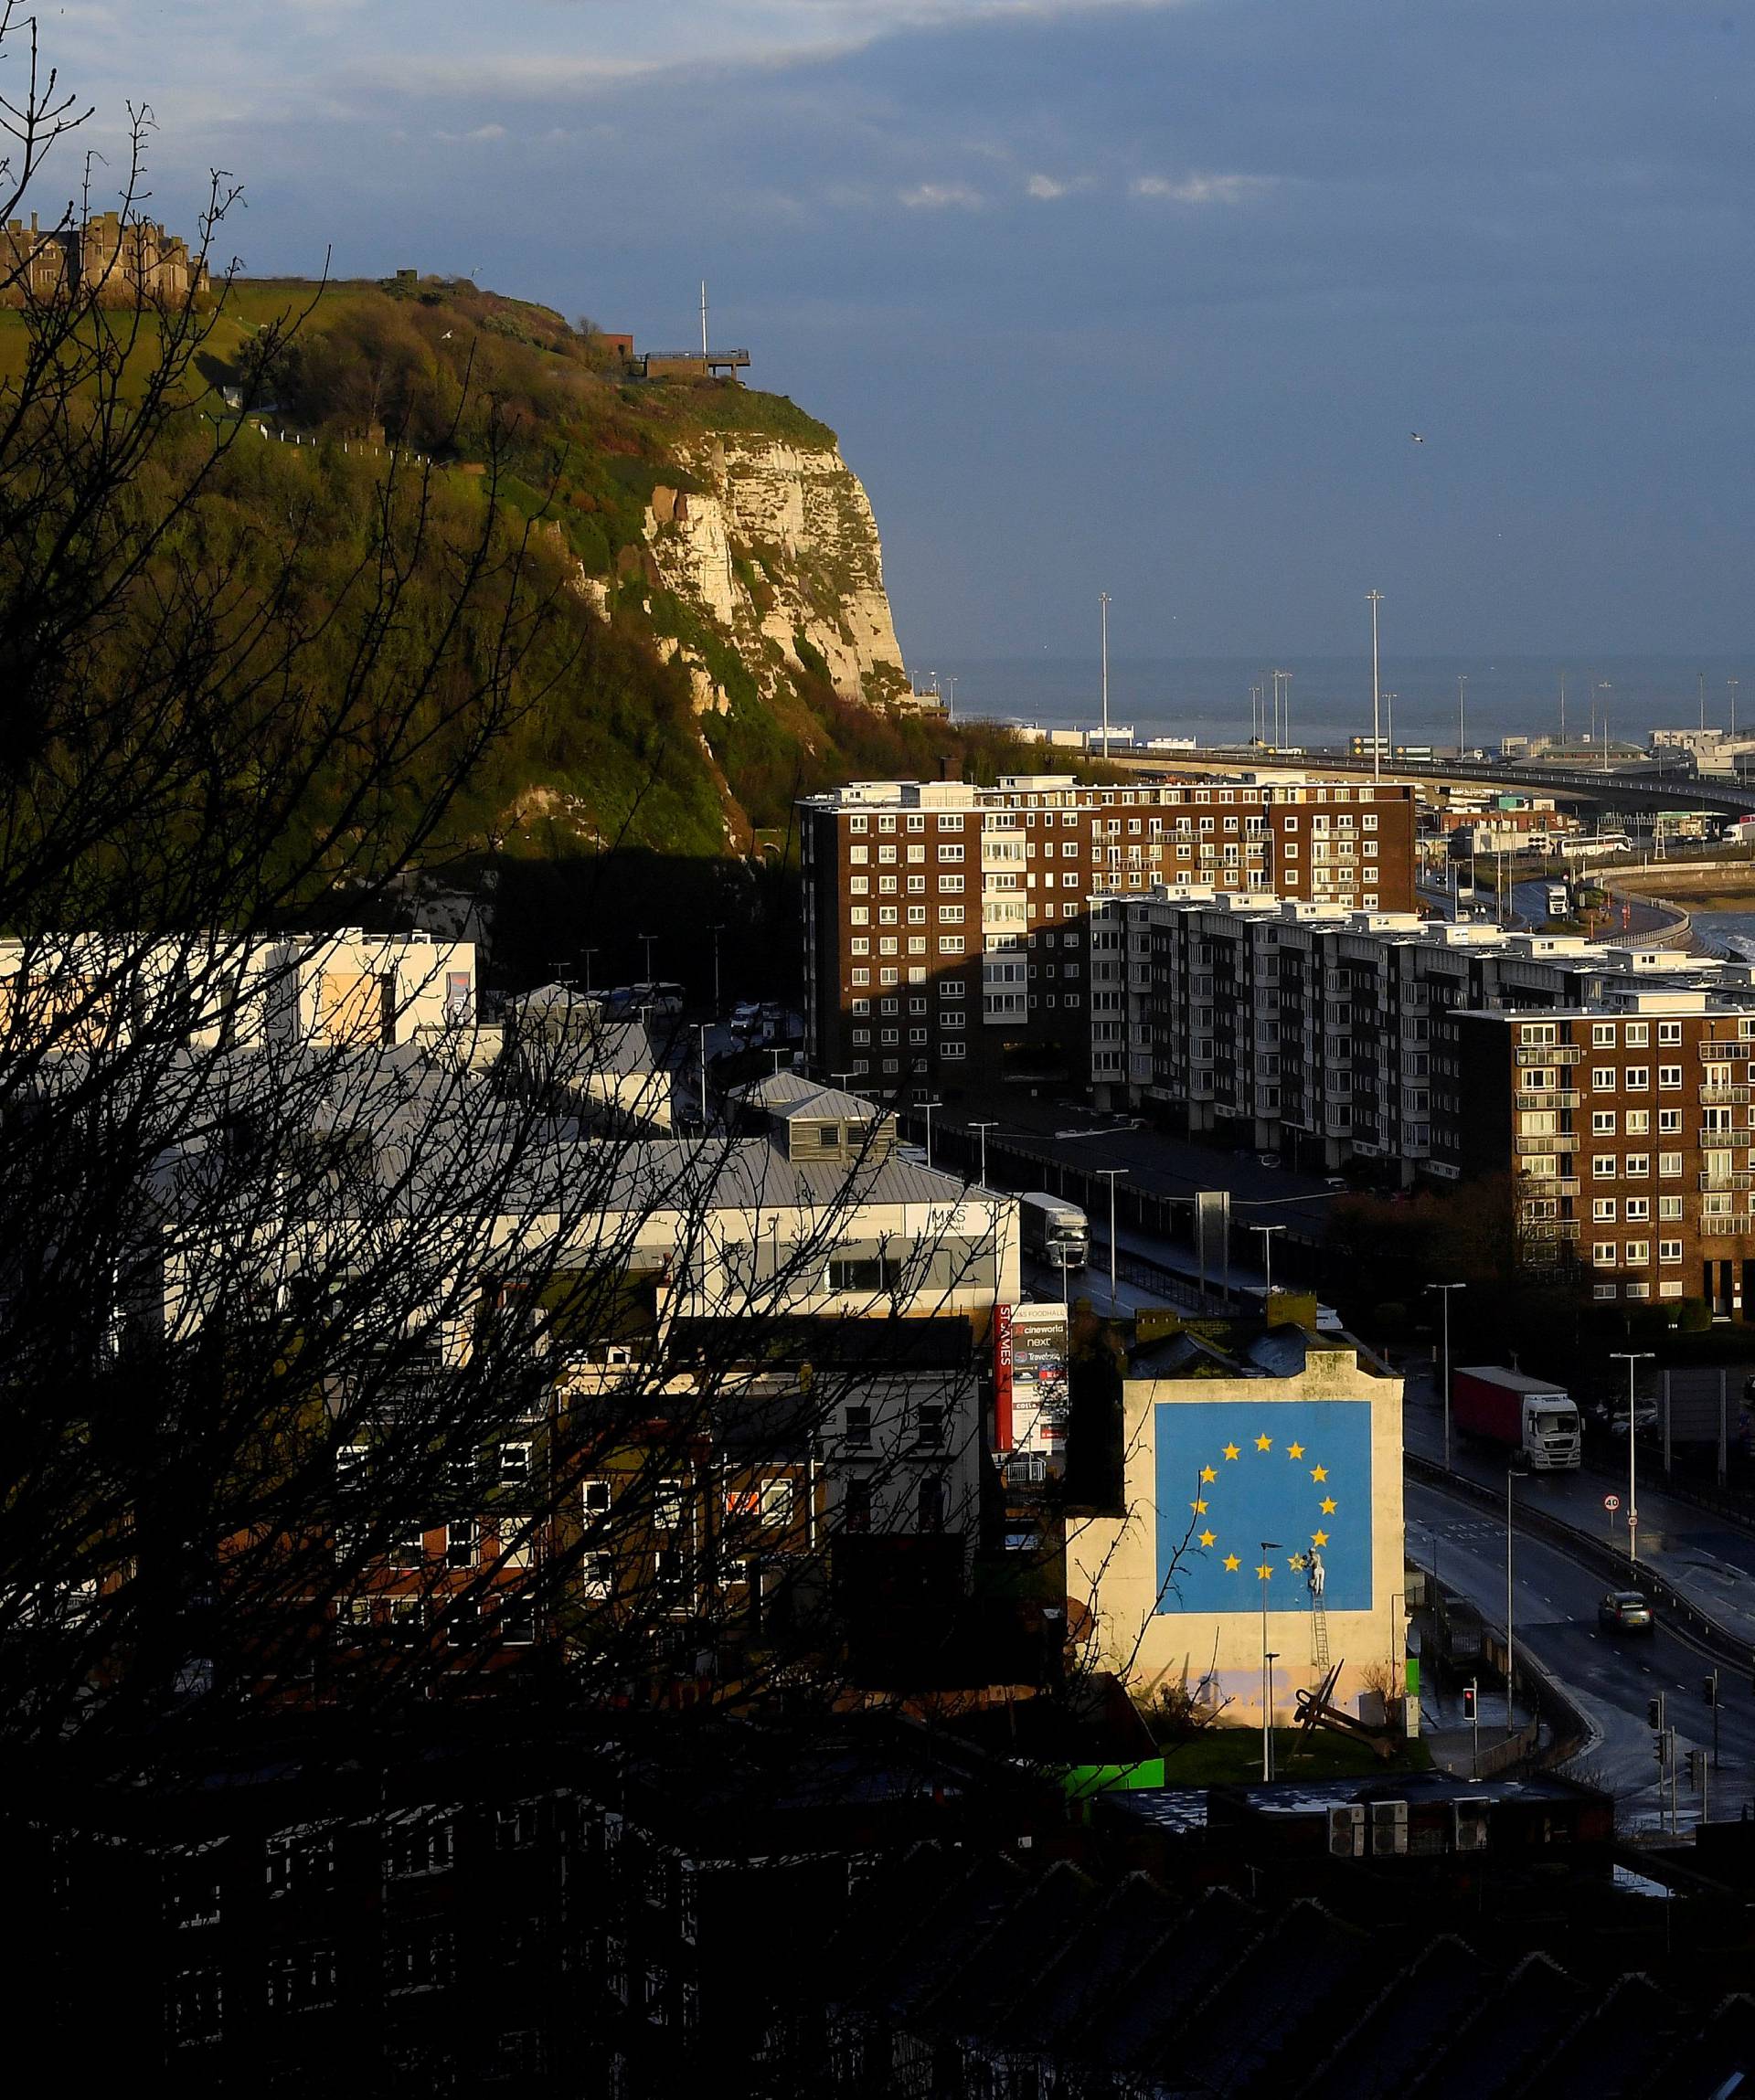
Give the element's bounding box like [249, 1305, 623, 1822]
[1409, 1473, 1755, 1826]
[1403, 1364, 1755, 1650]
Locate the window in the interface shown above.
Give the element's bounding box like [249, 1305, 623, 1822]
[169, 1967, 222, 2047]
[938, 844, 964, 864]
[266, 1830, 334, 1901]
[1659, 1065, 1683, 1089]
[654, 1480, 688, 1531]
[1593, 1023, 1616, 1045]
[1658, 1020, 1683, 1045]
[1626, 1109, 1650, 1135]
[1660, 1238, 1684, 1264]
[1592, 1198, 1616, 1222]
[386, 1930, 455, 1997]
[1660, 1193, 1683, 1219]
[1591, 1155, 1616, 1179]
[760, 1479, 795, 1527]
[268, 1945, 337, 2015]
[1625, 1197, 1650, 1222]
[914, 1404, 946, 1449]
[1625, 1240, 1651, 1263]
[1590, 1067, 1615, 1091]
[1625, 1023, 1649, 1046]
[1623, 1152, 1649, 1176]
[828, 1252, 902, 1292]
[497, 1441, 532, 1489]
[1592, 1111, 1616, 1135]
[1591, 1242, 1616, 1267]
[918, 1475, 946, 1533]
[1659, 1109, 1682, 1133]
[1624, 1066, 1649, 1090]
[844, 1405, 873, 1448]
[386, 1817, 453, 1881]
[166, 1857, 222, 1930]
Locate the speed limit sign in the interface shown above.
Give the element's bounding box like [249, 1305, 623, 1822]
[1604, 1494, 1621, 1511]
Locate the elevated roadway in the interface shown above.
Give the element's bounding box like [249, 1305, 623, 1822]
[1105, 747, 1755, 819]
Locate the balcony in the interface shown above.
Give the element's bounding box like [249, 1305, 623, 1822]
[1515, 1134, 1578, 1156]
[1699, 1087, 1753, 1106]
[1699, 1171, 1755, 1192]
[1522, 1219, 1581, 1241]
[1517, 1045, 1582, 1065]
[1696, 1041, 1755, 1060]
[1699, 1216, 1750, 1237]
[1516, 1089, 1580, 1110]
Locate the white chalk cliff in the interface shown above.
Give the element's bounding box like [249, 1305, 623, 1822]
[643, 434, 908, 713]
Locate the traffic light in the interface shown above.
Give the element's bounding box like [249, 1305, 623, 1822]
[1705, 1675, 1718, 1706]
[1648, 1692, 1665, 1730]
[1462, 1681, 1476, 1722]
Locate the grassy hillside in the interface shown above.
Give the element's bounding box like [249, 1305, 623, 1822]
[0, 270, 1089, 983]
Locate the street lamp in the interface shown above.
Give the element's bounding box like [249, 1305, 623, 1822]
[1457, 673, 1468, 758]
[1367, 590, 1383, 784]
[1251, 1223, 1287, 1317]
[970, 1119, 1000, 1191]
[1260, 1541, 1283, 1782]
[1427, 1282, 1466, 1473]
[1610, 1351, 1654, 1564]
[918, 1095, 942, 1170]
[708, 923, 725, 1018]
[1093, 1167, 1126, 1311]
[1505, 1455, 1527, 1733]
[639, 931, 657, 984]
[580, 947, 599, 1000]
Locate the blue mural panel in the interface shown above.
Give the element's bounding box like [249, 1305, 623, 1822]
[1153, 1399, 1374, 1614]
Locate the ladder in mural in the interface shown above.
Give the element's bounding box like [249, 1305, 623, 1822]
[1311, 1596, 1331, 1671]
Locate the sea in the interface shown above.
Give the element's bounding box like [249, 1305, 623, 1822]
[926, 653, 1755, 755]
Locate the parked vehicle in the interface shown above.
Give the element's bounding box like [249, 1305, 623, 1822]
[1546, 883, 1570, 917]
[1597, 1589, 1654, 1635]
[1018, 1192, 1090, 1272]
[1452, 1365, 1582, 1470]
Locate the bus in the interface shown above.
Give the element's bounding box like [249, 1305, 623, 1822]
[1018, 1192, 1090, 1272]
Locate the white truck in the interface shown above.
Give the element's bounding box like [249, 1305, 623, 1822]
[1018, 1192, 1090, 1273]
[1452, 1365, 1582, 1470]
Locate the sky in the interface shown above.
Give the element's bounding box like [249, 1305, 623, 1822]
[38, 1, 1755, 665]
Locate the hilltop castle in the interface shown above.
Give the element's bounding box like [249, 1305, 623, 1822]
[0, 212, 208, 308]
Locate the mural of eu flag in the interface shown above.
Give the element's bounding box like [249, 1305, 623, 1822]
[1153, 1399, 1374, 1614]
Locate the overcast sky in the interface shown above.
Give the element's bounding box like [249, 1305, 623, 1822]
[51, 1, 1755, 663]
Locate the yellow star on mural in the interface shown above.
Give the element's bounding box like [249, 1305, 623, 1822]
[1311, 1529, 1329, 1547]
[1311, 1464, 1328, 1482]
[1190, 1498, 1208, 1514]
[1255, 1433, 1273, 1452]
[1289, 1552, 1308, 1571]
[1223, 1554, 1240, 1572]
[1320, 1497, 1337, 1515]
[1256, 1562, 1274, 1580]
[1198, 1529, 1217, 1549]
[1286, 1442, 1304, 1458]
[1199, 1466, 1218, 1484]
[1222, 1443, 1240, 1461]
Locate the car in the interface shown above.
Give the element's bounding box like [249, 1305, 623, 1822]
[1257, 1153, 1282, 1171]
[1597, 1589, 1654, 1634]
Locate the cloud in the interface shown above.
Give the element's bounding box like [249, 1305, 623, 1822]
[431, 122, 506, 143]
[899, 181, 983, 210]
[1131, 172, 1274, 206]
[1026, 173, 1069, 199]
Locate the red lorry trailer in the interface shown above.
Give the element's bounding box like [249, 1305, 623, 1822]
[1451, 1366, 1581, 1470]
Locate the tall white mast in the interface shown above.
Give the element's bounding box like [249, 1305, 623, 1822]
[700, 280, 708, 360]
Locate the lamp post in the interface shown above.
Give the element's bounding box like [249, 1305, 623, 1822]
[708, 923, 724, 1017]
[1505, 1456, 1527, 1733]
[1251, 1223, 1286, 1317]
[1260, 1543, 1282, 1781]
[918, 1095, 942, 1170]
[1426, 1282, 1466, 1472]
[1610, 1351, 1654, 1564]
[580, 948, 599, 1000]
[971, 1120, 1000, 1191]
[1100, 592, 1112, 756]
[1457, 673, 1467, 759]
[639, 931, 657, 984]
[1093, 1167, 1126, 1311]
[696, 1022, 711, 1134]
[1367, 590, 1384, 784]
